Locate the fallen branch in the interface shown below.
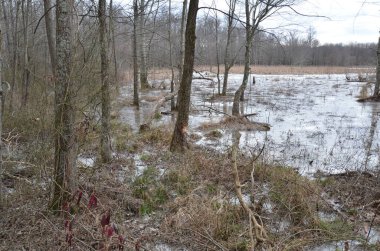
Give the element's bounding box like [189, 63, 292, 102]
[199, 104, 231, 117]
[243, 113, 258, 118]
[139, 89, 178, 131]
[231, 131, 268, 248]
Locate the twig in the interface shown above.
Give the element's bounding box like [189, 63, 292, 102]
[243, 113, 258, 118]
[3, 172, 33, 185]
[231, 131, 267, 247]
[199, 105, 231, 117]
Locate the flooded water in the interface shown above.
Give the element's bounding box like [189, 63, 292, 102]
[119, 73, 380, 175]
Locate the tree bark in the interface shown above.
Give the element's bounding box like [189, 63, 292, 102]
[214, 11, 221, 95]
[170, 0, 199, 152]
[221, 0, 236, 96]
[139, 0, 149, 89]
[232, 0, 251, 116]
[50, 0, 76, 212]
[0, 30, 3, 205]
[99, 0, 112, 163]
[374, 36, 380, 97]
[1, 0, 11, 60]
[168, 0, 175, 110]
[43, 0, 56, 73]
[9, 0, 20, 112]
[109, 0, 118, 92]
[133, 0, 139, 107]
[21, 0, 31, 108]
[175, 0, 188, 109]
[178, 0, 188, 82]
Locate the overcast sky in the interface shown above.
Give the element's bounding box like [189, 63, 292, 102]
[119, 0, 380, 44]
[293, 0, 380, 44]
[197, 0, 380, 44]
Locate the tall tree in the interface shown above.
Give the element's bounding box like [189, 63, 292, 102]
[43, 0, 56, 73]
[99, 0, 112, 163]
[168, 0, 175, 110]
[221, 0, 237, 96]
[133, 0, 139, 106]
[214, 11, 221, 95]
[9, 0, 20, 112]
[50, 0, 76, 211]
[109, 0, 118, 91]
[0, 30, 3, 205]
[232, 0, 297, 116]
[139, 0, 149, 89]
[175, 0, 188, 109]
[178, 0, 188, 81]
[21, 0, 31, 107]
[232, 0, 251, 116]
[374, 36, 380, 97]
[170, 0, 199, 152]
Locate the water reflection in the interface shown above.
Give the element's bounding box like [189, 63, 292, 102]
[119, 74, 380, 174]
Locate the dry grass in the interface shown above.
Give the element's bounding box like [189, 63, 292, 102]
[195, 65, 375, 75]
[199, 116, 270, 132]
[121, 65, 375, 84]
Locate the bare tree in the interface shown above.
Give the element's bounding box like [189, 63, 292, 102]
[21, 0, 31, 107]
[99, 0, 112, 163]
[175, 0, 188, 110]
[232, 0, 297, 116]
[214, 11, 221, 94]
[1, 0, 11, 60]
[168, 0, 175, 110]
[170, 0, 199, 152]
[374, 36, 380, 97]
[221, 0, 237, 96]
[139, 0, 149, 89]
[44, 0, 56, 73]
[9, 0, 20, 112]
[232, 0, 251, 116]
[0, 30, 3, 205]
[50, 0, 76, 211]
[109, 0, 118, 90]
[178, 0, 188, 82]
[133, 0, 139, 107]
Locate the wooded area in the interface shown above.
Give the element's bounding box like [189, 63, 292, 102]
[0, 0, 379, 250]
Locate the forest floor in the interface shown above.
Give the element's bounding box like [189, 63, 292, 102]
[1, 70, 380, 250]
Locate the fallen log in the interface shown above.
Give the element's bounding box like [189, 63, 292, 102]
[357, 95, 380, 102]
[139, 90, 178, 131]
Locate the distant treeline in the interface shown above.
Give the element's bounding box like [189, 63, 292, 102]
[145, 12, 377, 68]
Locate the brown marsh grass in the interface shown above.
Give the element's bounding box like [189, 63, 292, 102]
[121, 65, 375, 83]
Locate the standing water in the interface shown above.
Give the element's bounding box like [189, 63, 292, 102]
[119, 74, 379, 175]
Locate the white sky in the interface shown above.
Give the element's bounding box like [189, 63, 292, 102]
[198, 0, 380, 44]
[119, 0, 380, 44]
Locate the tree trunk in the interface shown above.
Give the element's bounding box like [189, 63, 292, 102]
[43, 0, 56, 73]
[132, 0, 139, 107]
[1, 0, 11, 60]
[232, 0, 251, 116]
[0, 30, 3, 205]
[21, 0, 31, 108]
[99, 0, 112, 163]
[50, 0, 76, 212]
[170, 0, 199, 152]
[178, 0, 188, 82]
[175, 0, 188, 109]
[214, 12, 221, 95]
[139, 0, 149, 89]
[221, 0, 236, 96]
[374, 36, 380, 97]
[168, 0, 175, 110]
[109, 0, 118, 92]
[9, 0, 20, 113]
